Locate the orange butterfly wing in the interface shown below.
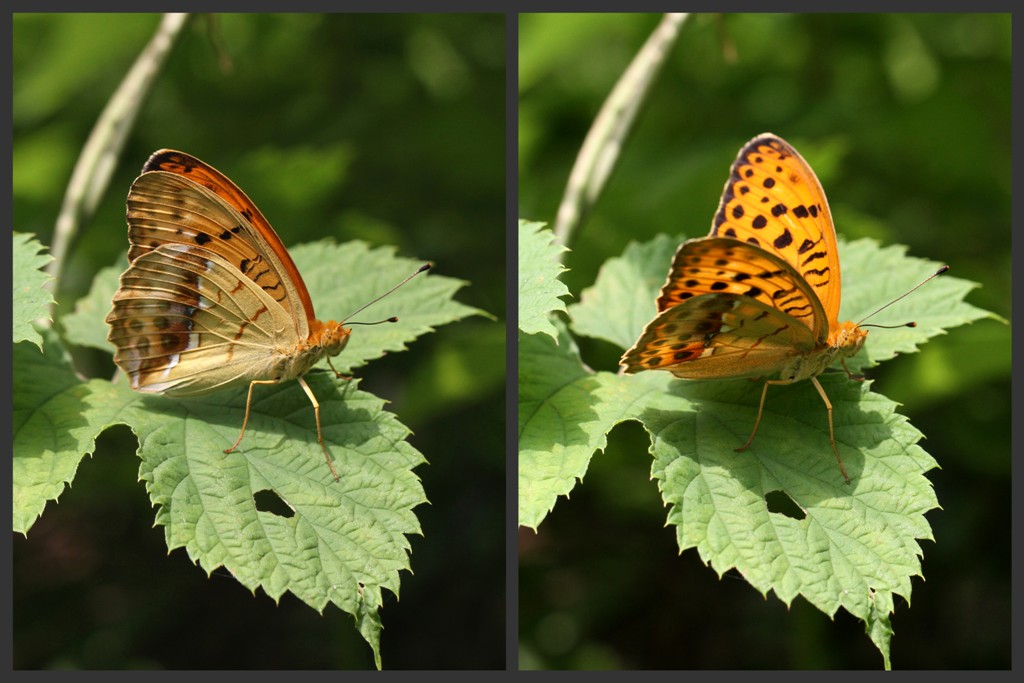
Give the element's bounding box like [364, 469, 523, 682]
[130, 150, 316, 328]
[709, 134, 842, 332]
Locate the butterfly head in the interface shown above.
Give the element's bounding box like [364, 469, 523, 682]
[311, 320, 352, 358]
[831, 320, 868, 358]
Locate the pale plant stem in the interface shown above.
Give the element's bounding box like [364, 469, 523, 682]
[45, 13, 191, 321]
[552, 13, 689, 257]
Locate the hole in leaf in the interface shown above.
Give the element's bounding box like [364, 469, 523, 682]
[765, 490, 805, 520]
[254, 489, 294, 518]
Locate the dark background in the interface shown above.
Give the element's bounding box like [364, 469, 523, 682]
[13, 14, 505, 669]
[519, 13, 1010, 669]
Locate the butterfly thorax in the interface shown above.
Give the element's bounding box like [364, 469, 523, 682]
[780, 320, 867, 382]
[261, 320, 349, 383]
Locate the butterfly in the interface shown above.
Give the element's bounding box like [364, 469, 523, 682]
[106, 150, 429, 481]
[621, 133, 875, 484]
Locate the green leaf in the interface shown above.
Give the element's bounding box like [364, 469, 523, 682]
[13, 328, 136, 534]
[834, 238, 996, 372]
[533, 233, 993, 666]
[518, 321, 657, 529]
[643, 374, 937, 612]
[644, 381, 931, 672]
[569, 232, 679, 350]
[125, 372, 422, 670]
[866, 587, 895, 670]
[12, 232, 55, 349]
[518, 220, 570, 339]
[293, 240, 482, 373]
[57, 239, 476, 668]
[63, 260, 123, 352]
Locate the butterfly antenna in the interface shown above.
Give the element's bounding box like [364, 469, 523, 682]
[343, 263, 431, 323]
[348, 317, 399, 327]
[857, 265, 949, 327]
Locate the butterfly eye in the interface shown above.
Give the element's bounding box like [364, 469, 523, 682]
[329, 327, 351, 355]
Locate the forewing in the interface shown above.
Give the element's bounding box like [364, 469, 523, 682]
[129, 150, 315, 333]
[710, 134, 842, 324]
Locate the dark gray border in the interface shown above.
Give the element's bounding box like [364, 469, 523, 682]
[505, 13, 519, 673]
[3, 5, 14, 676]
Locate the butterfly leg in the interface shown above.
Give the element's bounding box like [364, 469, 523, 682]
[225, 379, 282, 454]
[809, 375, 851, 485]
[736, 379, 789, 454]
[296, 376, 341, 482]
[736, 377, 852, 485]
[326, 357, 353, 381]
[841, 358, 865, 382]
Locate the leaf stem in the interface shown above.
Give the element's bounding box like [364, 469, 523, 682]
[553, 13, 689, 256]
[46, 13, 191, 321]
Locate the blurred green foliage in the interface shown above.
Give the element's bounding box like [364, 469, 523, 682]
[13, 13, 504, 669]
[519, 13, 1009, 669]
